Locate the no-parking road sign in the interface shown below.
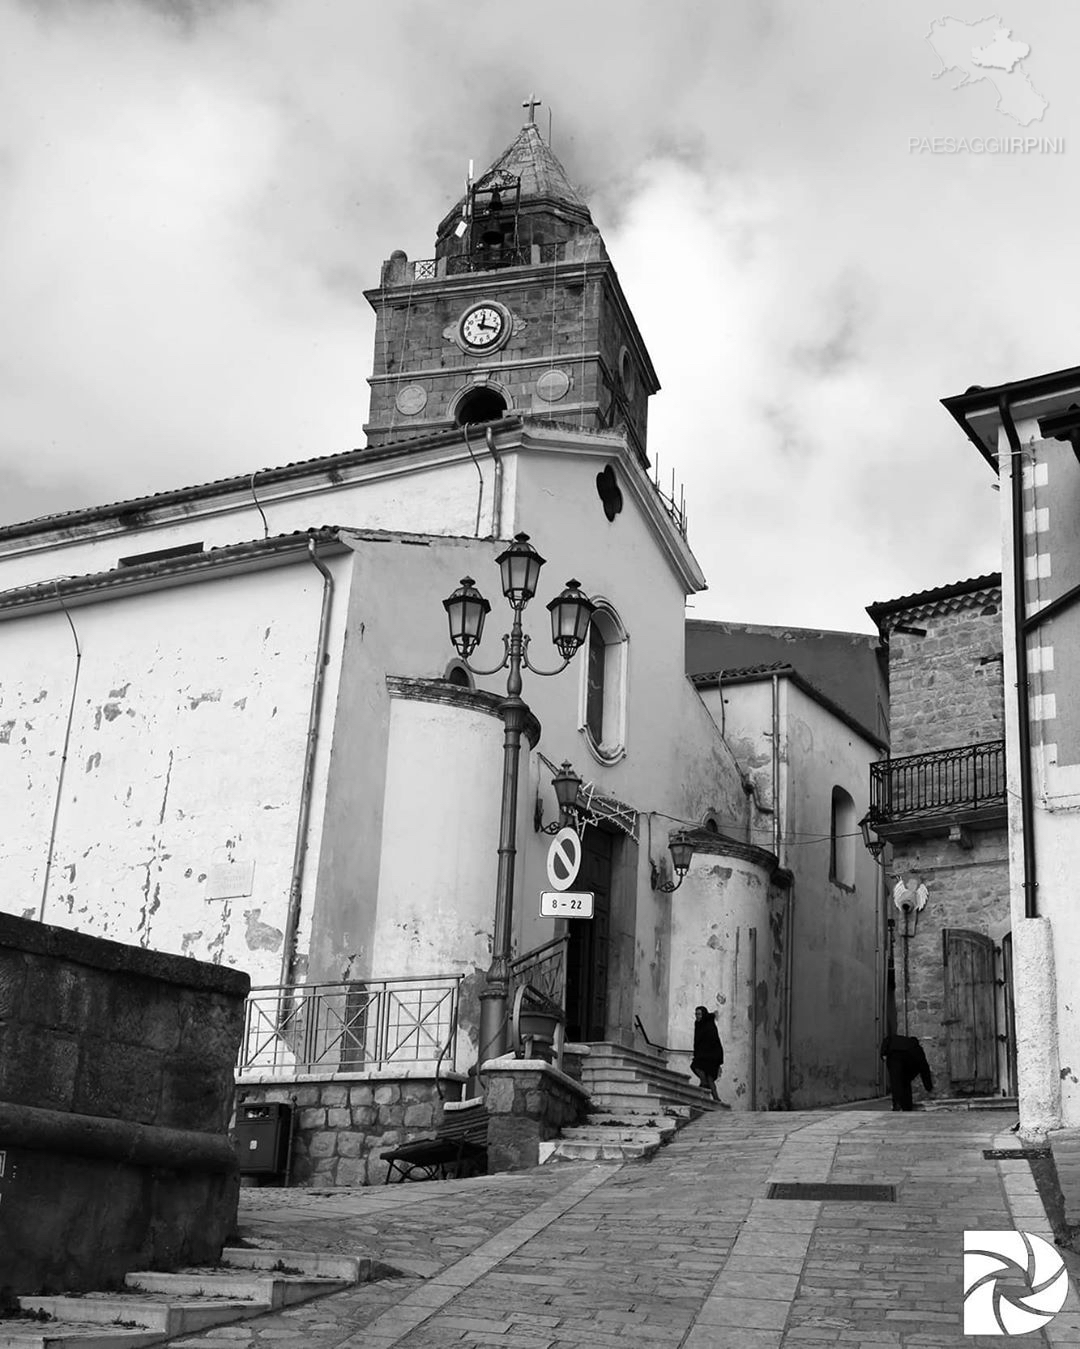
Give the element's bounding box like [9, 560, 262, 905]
[546, 827, 581, 891]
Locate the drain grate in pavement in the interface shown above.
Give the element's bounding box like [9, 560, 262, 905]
[767, 1182, 897, 1202]
[983, 1148, 1051, 1160]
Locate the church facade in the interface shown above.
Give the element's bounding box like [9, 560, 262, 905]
[0, 115, 884, 1164]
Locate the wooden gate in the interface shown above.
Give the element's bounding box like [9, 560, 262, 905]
[942, 928, 997, 1094]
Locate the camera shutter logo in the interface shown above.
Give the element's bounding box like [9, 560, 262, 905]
[963, 1230, 1069, 1335]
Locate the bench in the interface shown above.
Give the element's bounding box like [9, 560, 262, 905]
[380, 1099, 488, 1183]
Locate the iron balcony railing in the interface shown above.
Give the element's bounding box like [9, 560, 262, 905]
[510, 935, 568, 1011]
[238, 974, 461, 1077]
[869, 739, 1006, 827]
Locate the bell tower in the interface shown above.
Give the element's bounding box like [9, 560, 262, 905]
[363, 104, 658, 464]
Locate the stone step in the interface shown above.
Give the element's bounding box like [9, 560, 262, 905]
[580, 1041, 673, 1070]
[0, 1327, 164, 1349]
[560, 1125, 669, 1145]
[581, 1063, 694, 1086]
[581, 1071, 706, 1104]
[124, 1268, 344, 1308]
[219, 1247, 366, 1282]
[588, 1090, 695, 1119]
[16, 1296, 266, 1338]
[9, 1249, 362, 1349]
[587, 1082, 701, 1112]
[583, 1113, 680, 1139]
[548, 1137, 659, 1162]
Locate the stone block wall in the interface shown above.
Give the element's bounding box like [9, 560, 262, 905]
[237, 1075, 465, 1187]
[0, 910, 249, 1295]
[889, 829, 1010, 1095]
[887, 583, 1004, 755]
[482, 1059, 588, 1172]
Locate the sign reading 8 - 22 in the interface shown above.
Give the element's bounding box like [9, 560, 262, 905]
[540, 890, 595, 919]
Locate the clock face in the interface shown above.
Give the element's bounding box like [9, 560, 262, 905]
[460, 304, 507, 350]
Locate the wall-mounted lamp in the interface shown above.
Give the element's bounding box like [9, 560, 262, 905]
[652, 832, 695, 893]
[858, 813, 888, 863]
[536, 760, 583, 834]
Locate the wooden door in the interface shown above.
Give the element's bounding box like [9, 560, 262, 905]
[564, 826, 613, 1042]
[942, 928, 996, 1094]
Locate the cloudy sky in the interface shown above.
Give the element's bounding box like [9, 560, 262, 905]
[1, 0, 1075, 632]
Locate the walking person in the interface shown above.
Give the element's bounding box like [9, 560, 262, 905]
[691, 1004, 723, 1101]
[881, 1032, 933, 1111]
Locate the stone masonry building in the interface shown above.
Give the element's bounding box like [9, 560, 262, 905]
[865, 575, 1015, 1102]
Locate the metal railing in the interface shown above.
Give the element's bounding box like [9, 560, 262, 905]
[410, 244, 565, 282]
[510, 935, 568, 1011]
[869, 739, 1006, 825]
[447, 247, 530, 275]
[238, 975, 462, 1076]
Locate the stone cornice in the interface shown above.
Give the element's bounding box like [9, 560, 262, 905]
[681, 828, 784, 881]
[386, 675, 541, 748]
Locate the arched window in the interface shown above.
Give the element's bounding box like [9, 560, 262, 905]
[830, 786, 857, 888]
[455, 386, 507, 426]
[445, 662, 472, 689]
[580, 603, 627, 762]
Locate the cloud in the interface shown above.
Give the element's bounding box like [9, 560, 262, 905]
[0, 0, 1073, 632]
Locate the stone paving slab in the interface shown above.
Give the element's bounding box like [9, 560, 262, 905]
[160, 1108, 1080, 1348]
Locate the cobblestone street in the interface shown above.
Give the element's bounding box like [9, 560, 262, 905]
[170, 1110, 1080, 1349]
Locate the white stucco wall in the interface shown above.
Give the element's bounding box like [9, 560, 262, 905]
[0, 448, 513, 595]
[664, 849, 782, 1110]
[697, 675, 882, 1106]
[374, 691, 505, 976]
[0, 555, 349, 985]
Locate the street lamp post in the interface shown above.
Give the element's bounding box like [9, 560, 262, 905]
[443, 534, 594, 1063]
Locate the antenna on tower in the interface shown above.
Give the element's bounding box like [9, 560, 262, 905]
[454, 158, 474, 239]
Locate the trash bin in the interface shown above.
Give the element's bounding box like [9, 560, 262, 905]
[235, 1102, 292, 1175]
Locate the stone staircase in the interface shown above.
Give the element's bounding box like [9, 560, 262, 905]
[547, 1040, 718, 1164]
[2, 1249, 390, 1349]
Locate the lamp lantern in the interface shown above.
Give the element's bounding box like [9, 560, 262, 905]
[859, 813, 887, 863]
[669, 833, 695, 879]
[547, 579, 595, 660]
[495, 533, 545, 606]
[442, 576, 491, 659]
[652, 831, 696, 892]
[552, 761, 583, 826]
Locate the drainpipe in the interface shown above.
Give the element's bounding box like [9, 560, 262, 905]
[39, 585, 82, 923]
[462, 423, 485, 537]
[774, 672, 794, 1106]
[749, 925, 758, 1110]
[999, 394, 1038, 918]
[485, 426, 504, 538]
[279, 538, 335, 987]
[770, 674, 782, 861]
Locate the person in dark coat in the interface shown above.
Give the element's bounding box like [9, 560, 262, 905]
[691, 1005, 724, 1100]
[881, 1033, 933, 1111]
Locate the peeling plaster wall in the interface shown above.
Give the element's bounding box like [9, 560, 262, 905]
[699, 677, 882, 1106]
[0, 560, 347, 984]
[504, 447, 752, 1049]
[374, 691, 507, 1064]
[780, 683, 882, 1104]
[304, 533, 497, 991]
[665, 852, 784, 1110]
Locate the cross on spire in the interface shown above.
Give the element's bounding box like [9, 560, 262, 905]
[522, 94, 542, 125]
